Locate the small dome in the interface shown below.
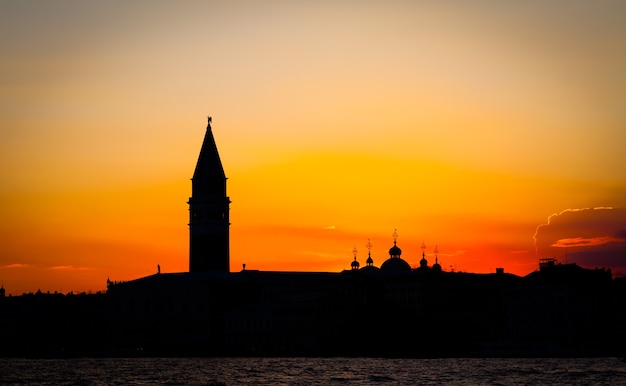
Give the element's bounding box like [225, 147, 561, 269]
[433, 256, 442, 272]
[351, 257, 360, 270]
[361, 252, 379, 273]
[380, 257, 411, 273]
[388, 241, 402, 257]
[420, 255, 428, 268]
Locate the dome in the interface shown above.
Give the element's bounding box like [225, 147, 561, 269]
[380, 257, 411, 273]
[420, 255, 428, 269]
[360, 252, 379, 273]
[388, 241, 402, 257]
[432, 256, 442, 272]
[351, 257, 360, 270]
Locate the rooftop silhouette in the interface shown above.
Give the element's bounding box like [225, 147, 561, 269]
[1, 117, 624, 358]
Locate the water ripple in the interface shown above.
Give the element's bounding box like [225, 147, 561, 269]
[1, 357, 625, 385]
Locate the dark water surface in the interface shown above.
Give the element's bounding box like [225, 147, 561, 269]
[2, 357, 626, 385]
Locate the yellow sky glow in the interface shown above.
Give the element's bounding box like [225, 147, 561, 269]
[1, 1, 625, 294]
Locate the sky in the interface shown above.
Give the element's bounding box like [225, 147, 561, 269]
[1, 0, 625, 295]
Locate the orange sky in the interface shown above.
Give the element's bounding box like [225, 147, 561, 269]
[1, 1, 626, 295]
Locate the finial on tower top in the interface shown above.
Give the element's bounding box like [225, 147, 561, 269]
[393, 229, 398, 243]
[207, 116, 212, 124]
[353, 245, 358, 257]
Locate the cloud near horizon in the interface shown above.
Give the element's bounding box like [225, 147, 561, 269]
[534, 207, 626, 273]
[48, 265, 93, 271]
[2, 263, 28, 269]
[551, 236, 624, 248]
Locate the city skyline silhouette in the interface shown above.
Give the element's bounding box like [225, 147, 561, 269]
[2, 1, 626, 295]
[1, 121, 622, 358]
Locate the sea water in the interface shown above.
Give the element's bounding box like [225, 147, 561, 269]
[2, 357, 626, 385]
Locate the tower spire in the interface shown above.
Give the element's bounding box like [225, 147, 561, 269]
[192, 116, 225, 183]
[189, 116, 231, 272]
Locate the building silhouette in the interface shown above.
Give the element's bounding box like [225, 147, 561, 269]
[188, 117, 230, 272]
[0, 117, 624, 357]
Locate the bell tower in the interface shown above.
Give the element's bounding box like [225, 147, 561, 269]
[188, 116, 230, 272]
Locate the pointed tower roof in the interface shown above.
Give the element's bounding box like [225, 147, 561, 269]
[193, 116, 226, 180]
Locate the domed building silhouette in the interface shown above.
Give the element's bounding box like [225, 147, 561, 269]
[352, 231, 417, 274]
[432, 245, 442, 272]
[350, 246, 360, 270]
[361, 250, 380, 273]
[349, 232, 444, 275]
[102, 116, 618, 358]
[419, 241, 429, 270]
[380, 239, 412, 273]
[359, 240, 380, 274]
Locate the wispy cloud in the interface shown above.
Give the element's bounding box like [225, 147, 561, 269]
[2, 263, 28, 269]
[552, 236, 624, 248]
[439, 250, 467, 257]
[296, 250, 334, 258]
[48, 265, 92, 271]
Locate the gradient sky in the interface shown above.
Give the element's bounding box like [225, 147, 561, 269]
[2, 1, 625, 295]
